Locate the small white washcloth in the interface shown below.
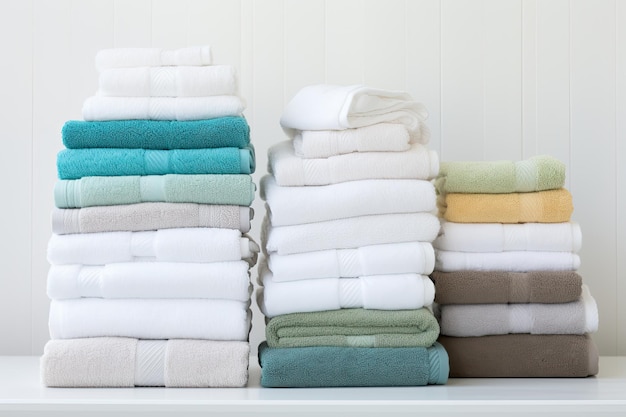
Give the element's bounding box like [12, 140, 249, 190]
[434, 250, 580, 272]
[95, 46, 212, 71]
[47, 261, 251, 301]
[260, 175, 436, 226]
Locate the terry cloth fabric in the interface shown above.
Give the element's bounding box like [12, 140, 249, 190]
[438, 188, 574, 223]
[262, 212, 440, 256]
[265, 308, 440, 348]
[82, 96, 245, 121]
[268, 141, 439, 186]
[279, 84, 429, 143]
[268, 241, 435, 281]
[47, 228, 258, 265]
[261, 175, 435, 226]
[62, 117, 250, 150]
[434, 250, 580, 272]
[95, 46, 212, 70]
[54, 174, 255, 208]
[431, 270, 583, 305]
[258, 341, 449, 387]
[47, 261, 251, 301]
[48, 298, 251, 340]
[41, 338, 249, 387]
[433, 221, 582, 253]
[435, 155, 566, 195]
[98, 65, 237, 97]
[438, 334, 599, 378]
[51, 203, 252, 234]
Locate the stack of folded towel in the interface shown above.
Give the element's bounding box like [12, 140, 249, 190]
[256, 84, 449, 387]
[41, 46, 259, 388]
[431, 157, 599, 377]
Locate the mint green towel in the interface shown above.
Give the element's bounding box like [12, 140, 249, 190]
[265, 308, 439, 348]
[435, 155, 565, 194]
[258, 341, 449, 387]
[54, 174, 255, 208]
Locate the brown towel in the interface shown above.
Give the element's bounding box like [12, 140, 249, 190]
[431, 271, 583, 304]
[438, 334, 599, 377]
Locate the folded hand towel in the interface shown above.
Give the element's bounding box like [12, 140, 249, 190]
[431, 270, 583, 304]
[49, 298, 250, 340]
[435, 155, 565, 194]
[433, 221, 582, 252]
[98, 65, 237, 97]
[279, 84, 429, 143]
[62, 117, 250, 149]
[265, 308, 439, 348]
[438, 334, 599, 377]
[52, 203, 252, 234]
[258, 341, 448, 387]
[95, 46, 212, 70]
[434, 250, 580, 272]
[263, 212, 440, 256]
[82, 96, 245, 121]
[47, 261, 251, 301]
[54, 174, 255, 208]
[42, 338, 249, 388]
[438, 189, 573, 223]
[269, 141, 438, 186]
[268, 241, 435, 281]
[47, 228, 258, 265]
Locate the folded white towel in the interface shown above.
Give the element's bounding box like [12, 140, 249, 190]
[82, 96, 245, 121]
[433, 221, 582, 253]
[263, 212, 440, 256]
[47, 228, 258, 265]
[47, 261, 251, 301]
[268, 242, 435, 281]
[268, 140, 439, 186]
[260, 175, 436, 226]
[97, 65, 237, 97]
[95, 46, 212, 71]
[257, 262, 435, 318]
[279, 84, 429, 143]
[49, 298, 251, 340]
[434, 250, 581, 272]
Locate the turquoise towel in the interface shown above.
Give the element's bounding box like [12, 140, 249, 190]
[57, 146, 255, 180]
[258, 342, 449, 387]
[54, 174, 255, 208]
[62, 117, 250, 150]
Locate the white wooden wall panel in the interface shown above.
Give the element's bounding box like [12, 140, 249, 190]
[113, 0, 151, 47]
[325, 0, 365, 85]
[616, 0, 626, 354]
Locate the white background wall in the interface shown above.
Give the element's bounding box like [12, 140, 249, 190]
[0, 0, 624, 356]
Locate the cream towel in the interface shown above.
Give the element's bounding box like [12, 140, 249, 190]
[95, 46, 212, 70]
[435, 250, 580, 272]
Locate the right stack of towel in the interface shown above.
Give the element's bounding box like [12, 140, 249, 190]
[431, 156, 599, 377]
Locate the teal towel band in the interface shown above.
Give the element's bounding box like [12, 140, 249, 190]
[54, 180, 77, 208]
[428, 342, 450, 385]
[144, 150, 169, 175]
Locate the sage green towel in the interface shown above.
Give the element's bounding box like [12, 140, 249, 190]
[265, 308, 439, 348]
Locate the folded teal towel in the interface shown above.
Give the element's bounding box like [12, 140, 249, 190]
[57, 146, 255, 180]
[62, 117, 250, 150]
[54, 174, 255, 208]
[258, 341, 449, 387]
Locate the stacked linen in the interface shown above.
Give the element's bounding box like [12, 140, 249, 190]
[41, 46, 259, 388]
[431, 157, 599, 377]
[257, 84, 449, 388]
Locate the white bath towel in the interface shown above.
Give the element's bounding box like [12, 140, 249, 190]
[95, 46, 212, 71]
[47, 261, 251, 301]
[49, 298, 251, 340]
[279, 84, 429, 143]
[262, 212, 440, 256]
[257, 262, 435, 318]
[267, 242, 435, 281]
[434, 250, 581, 272]
[82, 95, 245, 121]
[260, 175, 436, 226]
[433, 221, 582, 253]
[47, 228, 258, 265]
[268, 140, 439, 186]
[98, 65, 237, 97]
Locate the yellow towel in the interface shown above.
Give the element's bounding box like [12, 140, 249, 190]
[438, 188, 573, 223]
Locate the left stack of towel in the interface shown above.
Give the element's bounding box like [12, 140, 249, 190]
[41, 46, 260, 388]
